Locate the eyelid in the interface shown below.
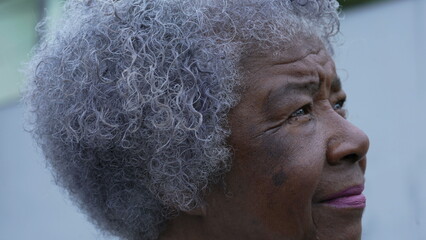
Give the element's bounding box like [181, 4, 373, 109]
[264, 102, 312, 133]
[290, 104, 311, 117]
[333, 99, 345, 109]
[287, 103, 313, 124]
[333, 98, 347, 118]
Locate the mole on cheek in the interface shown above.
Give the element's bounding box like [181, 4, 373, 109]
[272, 169, 287, 187]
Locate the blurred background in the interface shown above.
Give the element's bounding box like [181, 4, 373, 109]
[0, 0, 425, 239]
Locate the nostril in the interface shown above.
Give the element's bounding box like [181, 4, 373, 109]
[343, 153, 360, 163]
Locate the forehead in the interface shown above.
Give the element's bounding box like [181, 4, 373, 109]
[241, 36, 328, 69]
[240, 37, 336, 96]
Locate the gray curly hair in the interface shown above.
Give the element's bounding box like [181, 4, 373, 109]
[25, 0, 340, 239]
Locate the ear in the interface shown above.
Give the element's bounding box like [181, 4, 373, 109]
[183, 204, 207, 216]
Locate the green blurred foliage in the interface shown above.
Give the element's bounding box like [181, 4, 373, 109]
[338, 0, 388, 9]
[0, 0, 39, 106]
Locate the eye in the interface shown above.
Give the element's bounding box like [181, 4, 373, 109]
[289, 104, 312, 119]
[333, 100, 345, 110]
[333, 99, 347, 118]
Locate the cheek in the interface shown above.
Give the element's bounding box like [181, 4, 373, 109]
[263, 129, 324, 192]
[271, 168, 287, 187]
[230, 132, 325, 238]
[263, 137, 324, 228]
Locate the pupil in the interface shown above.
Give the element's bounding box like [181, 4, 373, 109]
[296, 109, 304, 116]
[334, 103, 341, 109]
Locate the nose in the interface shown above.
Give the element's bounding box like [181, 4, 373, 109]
[326, 118, 370, 167]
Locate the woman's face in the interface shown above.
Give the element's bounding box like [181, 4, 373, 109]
[204, 37, 369, 240]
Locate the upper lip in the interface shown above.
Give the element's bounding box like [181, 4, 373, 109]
[319, 184, 364, 202]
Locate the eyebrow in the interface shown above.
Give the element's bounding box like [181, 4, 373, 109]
[266, 80, 320, 107]
[266, 76, 341, 110]
[331, 76, 342, 92]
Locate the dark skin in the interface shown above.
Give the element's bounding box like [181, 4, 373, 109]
[160, 37, 369, 240]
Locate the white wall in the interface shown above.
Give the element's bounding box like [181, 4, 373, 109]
[0, 0, 425, 239]
[335, 0, 426, 239]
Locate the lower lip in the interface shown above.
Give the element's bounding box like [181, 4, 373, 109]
[322, 194, 366, 208]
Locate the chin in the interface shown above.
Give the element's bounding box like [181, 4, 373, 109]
[312, 205, 364, 240]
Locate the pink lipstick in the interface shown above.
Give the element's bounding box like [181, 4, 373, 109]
[321, 185, 366, 208]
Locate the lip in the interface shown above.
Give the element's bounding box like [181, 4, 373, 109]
[320, 184, 366, 208]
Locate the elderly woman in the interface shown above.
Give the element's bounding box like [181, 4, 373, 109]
[25, 0, 369, 239]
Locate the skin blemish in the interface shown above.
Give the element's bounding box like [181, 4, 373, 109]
[272, 169, 287, 187]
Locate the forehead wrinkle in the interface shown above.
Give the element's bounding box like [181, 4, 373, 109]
[308, 52, 336, 97]
[241, 40, 323, 77]
[266, 78, 320, 111]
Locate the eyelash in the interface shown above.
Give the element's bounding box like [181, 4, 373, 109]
[288, 99, 346, 122]
[333, 99, 347, 118]
[288, 103, 312, 122]
[333, 100, 345, 110]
